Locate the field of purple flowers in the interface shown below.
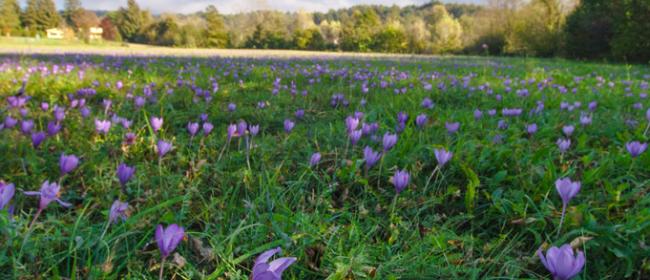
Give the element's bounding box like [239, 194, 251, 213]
[0, 54, 649, 279]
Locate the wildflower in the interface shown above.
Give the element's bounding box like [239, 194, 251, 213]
[445, 122, 460, 134]
[95, 119, 111, 134]
[283, 119, 295, 133]
[363, 146, 381, 169]
[59, 154, 80, 176]
[557, 138, 571, 153]
[434, 148, 453, 167]
[252, 247, 296, 280]
[249, 125, 260, 136]
[202, 122, 214, 135]
[309, 153, 321, 167]
[150, 117, 163, 133]
[392, 169, 410, 193]
[186, 122, 199, 137]
[31, 132, 46, 148]
[157, 140, 172, 158]
[537, 244, 585, 280]
[0, 182, 15, 210]
[108, 200, 128, 224]
[626, 141, 647, 157]
[117, 163, 135, 187]
[527, 124, 538, 135]
[227, 124, 238, 140]
[555, 178, 581, 234]
[562, 125, 574, 137]
[155, 224, 184, 259]
[24, 181, 71, 210]
[349, 130, 362, 145]
[416, 114, 428, 128]
[382, 133, 397, 151]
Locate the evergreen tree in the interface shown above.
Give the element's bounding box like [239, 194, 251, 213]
[22, 0, 39, 34]
[35, 0, 61, 31]
[0, 0, 21, 36]
[116, 0, 144, 41]
[64, 0, 83, 26]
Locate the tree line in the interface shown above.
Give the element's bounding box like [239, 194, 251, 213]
[0, 0, 647, 63]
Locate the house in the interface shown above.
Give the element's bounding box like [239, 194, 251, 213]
[46, 28, 64, 39]
[89, 27, 103, 40]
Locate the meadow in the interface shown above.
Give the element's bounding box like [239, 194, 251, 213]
[0, 51, 649, 279]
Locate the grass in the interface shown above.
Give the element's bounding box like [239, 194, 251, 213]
[0, 50, 649, 279]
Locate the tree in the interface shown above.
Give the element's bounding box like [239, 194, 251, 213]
[203, 5, 228, 48]
[64, 0, 82, 25]
[340, 7, 381, 52]
[35, 0, 62, 31]
[141, 15, 180, 46]
[293, 28, 325, 50]
[22, 0, 40, 34]
[99, 17, 121, 41]
[0, 0, 21, 36]
[71, 10, 99, 40]
[116, 0, 145, 41]
[430, 5, 463, 53]
[372, 23, 408, 53]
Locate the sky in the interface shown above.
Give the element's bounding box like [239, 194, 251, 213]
[52, 0, 483, 15]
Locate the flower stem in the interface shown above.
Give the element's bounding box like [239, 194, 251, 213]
[159, 258, 165, 280]
[28, 208, 43, 232]
[557, 203, 567, 237]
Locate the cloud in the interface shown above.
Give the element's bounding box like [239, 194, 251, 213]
[54, 0, 482, 14]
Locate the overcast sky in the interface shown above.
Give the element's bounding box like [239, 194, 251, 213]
[51, 0, 483, 14]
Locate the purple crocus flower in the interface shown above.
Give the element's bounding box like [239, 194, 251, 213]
[349, 130, 362, 145]
[537, 244, 585, 280]
[53, 107, 65, 122]
[41, 102, 49, 111]
[295, 109, 305, 119]
[31, 132, 46, 148]
[21, 120, 34, 134]
[557, 138, 571, 153]
[309, 152, 321, 167]
[0, 182, 15, 210]
[474, 109, 483, 120]
[251, 247, 296, 280]
[626, 141, 647, 157]
[187, 122, 199, 137]
[59, 154, 80, 175]
[392, 169, 410, 194]
[95, 119, 111, 134]
[579, 115, 592, 126]
[237, 120, 248, 136]
[155, 224, 184, 259]
[363, 146, 381, 169]
[228, 103, 236, 112]
[445, 122, 460, 134]
[646, 108, 650, 121]
[47, 121, 61, 136]
[562, 125, 574, 137]
[227, 124, 238, 140]
[588, 101, 597, 111]
[249, 125, 260, 136]
[24, 181, 72, 210]
[434, 148, 453, 167]
[283, 119, 295, 133]
[397, 112, 408, 123]
[108, 200, 128, 224]
[345, 116, 360, 132]
[416, 114, 428, 128]
[124, 133, 136, 145]
[382, 133, 397, 151]
[4, 116, 17, 129]
[80, 107, 91, 118]
[555, 178, 581, 234]
[421, 98, 434, 109]
[157, 140, 172, 158]
[117, 163, 135, 186]
[150, 117, 163, 133]
[202, 122, 214, 135]
[527, 124, 538, 135]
